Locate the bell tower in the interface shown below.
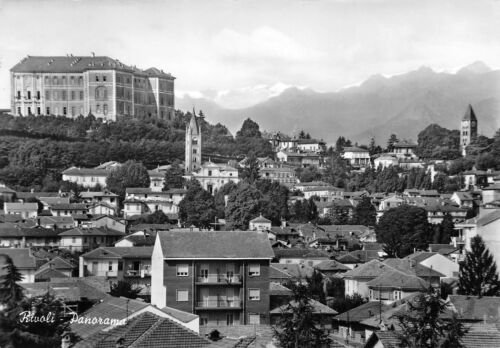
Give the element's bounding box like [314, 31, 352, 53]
[460, 104, 478, 156]
[185, 110, 202, 173]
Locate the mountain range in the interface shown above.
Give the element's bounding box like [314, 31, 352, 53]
[176, 61, 500, 145]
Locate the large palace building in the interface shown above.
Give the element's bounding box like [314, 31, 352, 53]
[10, 55, 175, 121]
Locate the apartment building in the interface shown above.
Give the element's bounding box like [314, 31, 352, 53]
[10, 55, 175, 121]
[151, 230, 274, 326]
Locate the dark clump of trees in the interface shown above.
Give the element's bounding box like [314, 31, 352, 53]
[106, 160, 150, 198]
[110, 280, 143, 300]
[178, 179, 217, 228]
[415, 124, 461, 160]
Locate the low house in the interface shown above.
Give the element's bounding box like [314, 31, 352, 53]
[337, 250, 384, 269]
[374, 155, 398, 169]
[303, 185, 344, 201]
[80, 190, 119, 209]
[61, 166, 113, 188]
[0, 224, 60, 248]
[451, 191, 475, 209]
[366, 269, 428, 304]
[296, 138, 327, 153]
[123, 187, 186, 219]
[59, 227, 125, 252]
[49, 203, 89, 217]
[80, 246, 153, 297]
[114, 230, 157, 247]
[404, 251, 459, 279]
[342, 147, 371, 169]
[249, 214, 272, 232]
[343, 259, 392, 297]
[188, 161, 240, 194]
[391, 140, 417, 159]
[270, 263, 315, 282]
[69, 296, 202, 345]
[382, 258, 443, 287]
[38, 216, 75, 229]
[4, 202, 38, 219]
[276, 151, 321, 168]
[0, 184, 15, 203]
[148, 168, 166, 192]
[87, 215, 126, 233]
[0, 248, 39, 283]
[314, 259, 350, 277]
[260, 166, 297, 186]
[35, 256, 76, 281]
[38, 196, 70, 210]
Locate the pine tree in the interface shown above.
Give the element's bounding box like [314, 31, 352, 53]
[0, 255, 24, 306]
[458, 235, 500, 296]
[273, 283, 331, 348]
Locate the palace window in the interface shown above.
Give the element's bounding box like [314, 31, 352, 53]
[248, 264, 260, 276]
[248, 289, 260, 301]
[176, 289, 188, 302]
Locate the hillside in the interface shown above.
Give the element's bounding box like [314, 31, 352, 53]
[176, 62, 500, 145]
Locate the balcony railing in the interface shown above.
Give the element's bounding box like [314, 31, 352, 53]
[196, 274, 241, 284]
[124, 269, 151, 277]
[196, 299, 241, 308]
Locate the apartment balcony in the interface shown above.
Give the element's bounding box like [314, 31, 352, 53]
[195, 299, 242, 310]
[196, 274, 242, 285]
[124, 269, 151, 278]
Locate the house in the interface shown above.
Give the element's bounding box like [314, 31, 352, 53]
[114, 230, 157, 247]
[455, 209, 500, 270]
[36, 256, 75, 278]
[404, 251, 459, 279]
[334, 301, 391, 345]
[148, 167, 166, 192]
[49, 203, 89, 217]
[123, 187, 186, 219]
[451, 191, 475, 209]
[59, 227, 125, 252]
[37, 216, 76, 229]
[188, 161, 240, 194]
[268, 133, 298, 152]
[342, 147, 371, 169]
[382, 258, 443, 287]
[276, 151, 321, 168]
[38, 196, 70, 210]
[482, 183, 500, 205]
[391, 140, 417, 159]
[80, 190, 119, 210]
[343, 259, 392, 297]
[296, 138, 327, 153]
[0, 248, 38, 283]
[80, 246, 153, 297]
[151, 230, 274, 326]
[366, 269, 428, 304]
[337, 250, 384, 269]
[69, 296, 202, 344]
[87, 215, 126, 233]
[314, 259, 350, 277]
[273, 248, 330, 266]
[4, 202, 38, 219]
[249, 214, 272, 232]
[374, 155, 398, 169]
[71, 311, 210, 348]
[302, 185, 344, 201]
[259, 166, 297, 186]
[270, 263, 315, 282]
[61, 166, 111, 188]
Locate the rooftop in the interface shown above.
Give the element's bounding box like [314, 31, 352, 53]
[158, 231, 274, 259]
[81, 246, 153, 259]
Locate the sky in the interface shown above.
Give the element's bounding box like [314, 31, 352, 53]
[0, 0, 499, 109]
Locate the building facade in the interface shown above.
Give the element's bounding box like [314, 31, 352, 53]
[151, 231, 274, 326]
[10, 55, 175, 121]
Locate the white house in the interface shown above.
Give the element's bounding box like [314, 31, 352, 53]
[188, 161, 240, 195]
[374, 155, 398, 169]
[342, 147, 371, 169]
[405, 251, 459, 279]
[4, 202, 38, 219]
[249, 214, 272, 232]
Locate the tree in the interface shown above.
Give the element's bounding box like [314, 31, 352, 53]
[178, 179, 217, 228]
[236, 118, 262, 138]
[225, 182, 262, 230]
[106, 160, 150, 198]
[351, 196, 376, 226]
[133, 210, 171, 225]
[163, 160, 185, 190]
[273, 282, 331, 348]
[328, 293, 366, 314]
[241, 151, 260, 183]
[0, 255, 24, 306]
[110, 280, 142, 299]
[306, 270, 325, 304]
[434, 213, 454, 244]
[214, 181, 237, 218]
[397, 287, 466, 348]
[458, 235, 500, 296]
[387, 133, 399, 152]
[376, 205, 431, 257]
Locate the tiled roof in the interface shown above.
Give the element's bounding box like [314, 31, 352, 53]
[22, 278, 109, 302]
[38, 216, 75, 225]
[50, 203, 89, 210]
[0, 248, 38, 269]
[270, 299, 338, 315]
[367, 331, 401, 348]
[270, 263, 315, 279]
[314, 259, 350, 272]
[393, 140, 417, 148]
[342, 259, 388, 279]
[343, 146, 369, 153]
[129, 224, 172, 232]
[337, 250, 381, 264]
[34, 268, 68, 281]
[82, 247, 153, 259]
[158, 231, 274, 259]
[0, 185, 15, 194]
[62, 167, 110, 176]
[39, 256, 75, 270]
[250, 215, 271, 224]
[448, 295, 500, 322]
[38, 197, 70, 205]
[269, 282, 293, 296]
[11, 56, 175, 79]
[58, 227, 125, 237]
[75, 312, 209, 348]
[366, 269, 429, 290]
[159, 306, 199, 323]
[383, 258, 444, 278]
[335, 301, 391, 322]
[460, 331, 500, 348]
[4, 202, 38, 211]
[273, 248, 330, 259]
[116, 233, 157, 246]
[405, 251, 437, 263]
[81, 191, 119, 198]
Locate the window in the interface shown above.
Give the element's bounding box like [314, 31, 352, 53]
[17, 107, 21, 115]
[17, 90, 21, 99]
[71, 91, 75, 100]
[71, 106, 75, 116]
[70, 76, 75, 85]
[108, 261, 113, 271]
[53, 76, 58, 85]
[249, 314, 260, 325]
[45, 90, 50, 100]
[72, 237, 76, 243]
[95, 75, 99, 82]
[44, 76, 49, 85]
[36, 91, 40, 100]
[37, 107, 41, 115]
[80, 91, 84, 100]
[96, 104, 101, 113]
[27, 107, 32, 115]
[63, 107, 67, 115]
[176, 289, 188, 302]
[103, 75, 107, 82]
[27, 91, 31, 99]
[46, 107, 50, 115]
[177, 264, 189, 276]
[62, 91, 67, 100]
[53, 91, 59, 100]
[103, 104, 108, 115]
[248, 263, 260, 276]
[62, 76, 66, 85]
[393, 290, 401, 301]
[248, 289, 260, 301]
[79, 76, 83, 85]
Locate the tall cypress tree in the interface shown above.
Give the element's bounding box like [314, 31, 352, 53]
[458, 235, 500, 297]
[0, 255, 24, 306]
